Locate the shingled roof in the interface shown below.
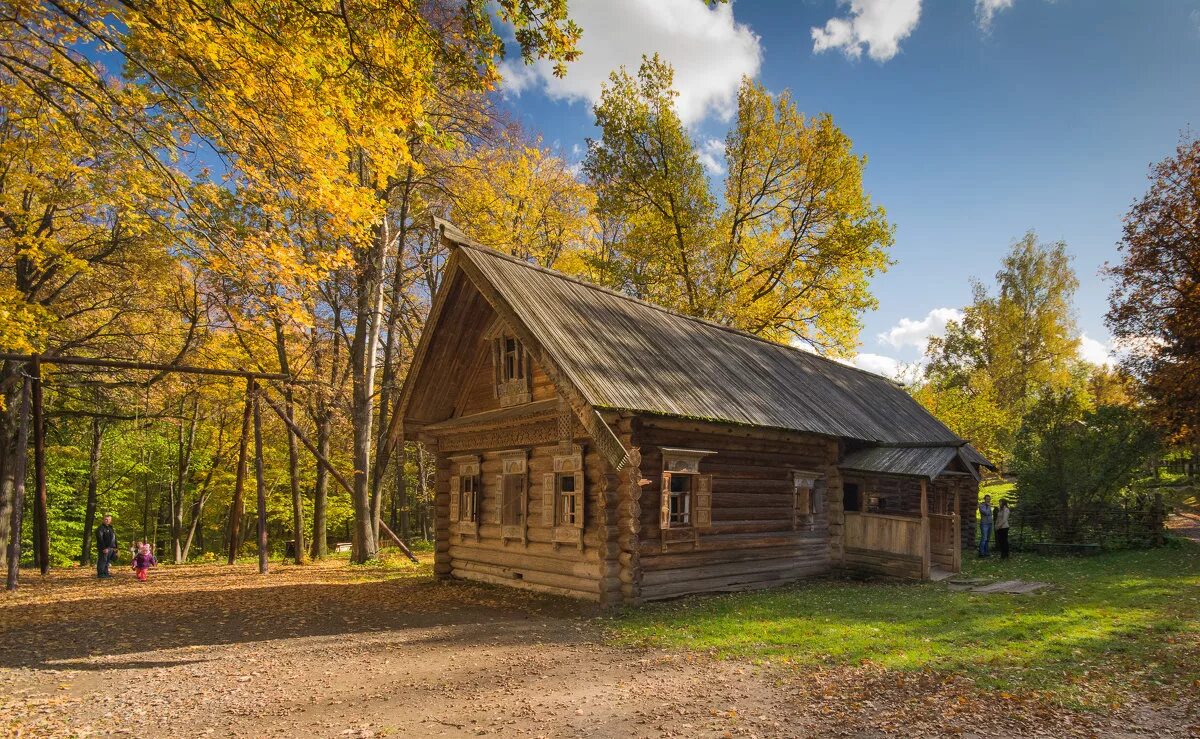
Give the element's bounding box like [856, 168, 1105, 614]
[453, 242, 971, 448]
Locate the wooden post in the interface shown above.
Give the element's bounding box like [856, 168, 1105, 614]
[252, 383, 268, 574]
[31, 356, 48, 575]
[919, 477, 930, 580]
[5, 377, 31, 591]
[259, 386, 418, 563]
[227, 378, 253, 564]
[952, 486, 962, 573]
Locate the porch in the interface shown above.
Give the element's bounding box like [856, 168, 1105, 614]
[839, 445, 982, 580]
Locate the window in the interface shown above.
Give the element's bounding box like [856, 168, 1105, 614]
[502, 473, 524, 525]
[543, 451, 585, 543]
[491, 333, 531, 407]
[502, 337, 524, 382]
[460, 475, 478, 522]
[668, 474, 692, 525]
[448, 456, 481, 529]
[497, 451, 528, 541]
[793, 472, 822, 530]
[659, 448, 714, 531]
[843, 482, 861, 512]
[558, 473, 580, 526]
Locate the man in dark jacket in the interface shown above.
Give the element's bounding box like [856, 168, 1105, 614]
[96, 515, 117, 578]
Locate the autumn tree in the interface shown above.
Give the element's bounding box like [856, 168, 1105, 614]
[447, 134, 597, 268]
[584, 57, 893, 352]
[917, 232, 1081, 468]
[1106, 136, 1200, 448]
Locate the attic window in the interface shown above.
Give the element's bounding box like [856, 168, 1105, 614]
[491, 334, 531, 407]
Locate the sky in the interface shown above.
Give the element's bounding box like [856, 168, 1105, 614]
[495, 0, 1200, 377]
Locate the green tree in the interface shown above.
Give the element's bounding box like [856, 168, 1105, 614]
[584, 57, 892, 352]
[1012, 391, 1158, 535]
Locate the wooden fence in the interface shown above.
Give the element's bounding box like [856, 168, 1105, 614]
[1000, 503, 1168, 551]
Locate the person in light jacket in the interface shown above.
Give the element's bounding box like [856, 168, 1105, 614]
[977, 495, 993, 557]
[995, 499, 1011, 559]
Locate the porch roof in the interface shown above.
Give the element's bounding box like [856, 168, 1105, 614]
[839, 444, 983, 481]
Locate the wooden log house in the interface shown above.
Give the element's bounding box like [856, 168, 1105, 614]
[396, 224, 994, 604]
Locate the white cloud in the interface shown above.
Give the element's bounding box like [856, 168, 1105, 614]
[1078, 333, 1114, 367]
[499, 0, 761, 126]
[878, 307, 964, 350]
[976, 0, 1015, 30]
[811, 0, 922, 62]
[697, 138, 726, 175]
[848, 352, 902, 377]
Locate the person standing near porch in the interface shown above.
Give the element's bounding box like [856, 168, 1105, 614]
[995, 499, 1011, 559]
[977, 495, 993, 557]
[96, 514, 118, 578]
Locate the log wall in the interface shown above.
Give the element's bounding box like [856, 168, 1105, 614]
[430, 424, 619, 603]
[629, 417, 840, 602]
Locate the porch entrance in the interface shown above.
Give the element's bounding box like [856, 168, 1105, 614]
[840, 463, 973, 580]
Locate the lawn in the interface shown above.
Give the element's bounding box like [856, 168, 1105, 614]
[611, 541, 1200, 707]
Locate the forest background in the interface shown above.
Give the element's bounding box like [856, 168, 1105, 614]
[1, 0, 1195, 570]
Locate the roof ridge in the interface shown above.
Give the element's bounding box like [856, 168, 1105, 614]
[453, 241, 903, 387]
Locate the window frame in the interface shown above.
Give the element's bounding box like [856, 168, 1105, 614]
[659, 448, 715, 533]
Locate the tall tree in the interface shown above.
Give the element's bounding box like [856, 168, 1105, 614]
[584, 57, 892, 352]
[920, 232, 1081, 469]
[1106, 136, 1200, 447]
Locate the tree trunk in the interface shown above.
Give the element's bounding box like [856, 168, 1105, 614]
[348, 223, 387, 562]
[173, 400, 198, 563]
[0, 362, 24, 574]
[253, 388, 269, 574]
[81, 418, 103, 565]
[5, 377, 30, 590]
[312, 413, 330, 558]
[272, 318, 306, 564]
[396, 444, 409, 543]
[227, 381, 253, 564]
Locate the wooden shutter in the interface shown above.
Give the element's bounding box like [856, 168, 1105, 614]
[660, 472, 672, 529]
[542, 472, 556, 527]
[494, 475, 504, 524]
[693, 474, 713, 529]
[472, 479, 483, 530]
[572, 470, 585, 529]
[448, 475, 460, 522]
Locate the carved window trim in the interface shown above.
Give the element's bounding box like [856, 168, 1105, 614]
[488, 329, 531, 408]
[448, 455, 481, 540]
[792, 470, 824, 531]
[659, 448, 716, 539]
[544, 448, 585, 551]
[497, 449, 528, 545]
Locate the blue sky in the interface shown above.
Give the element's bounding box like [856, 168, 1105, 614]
[496, 0, 1200, 375]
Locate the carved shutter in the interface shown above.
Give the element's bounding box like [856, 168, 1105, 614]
[694, 474, 713, 529]
[660, 472, 672, 529]
[542, 473, 556, 527]
[472, 480, 483, 531]
[449, 475, 460, 522]
[572, 470, 585, 529]
[494, 474, 504, 524]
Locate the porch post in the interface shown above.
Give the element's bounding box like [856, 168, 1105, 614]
[919, 478, 930, 579]
[952, 485, 962, 572]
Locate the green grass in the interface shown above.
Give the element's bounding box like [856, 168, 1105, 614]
[609, 543, 1200, 706]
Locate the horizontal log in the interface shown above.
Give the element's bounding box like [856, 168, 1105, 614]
[640, 556, 817, 587]
[452, 569, 601, 602]
[449, 544, 604, 577]
[452, 559, 602, 595]
[641, 544, 825, 571]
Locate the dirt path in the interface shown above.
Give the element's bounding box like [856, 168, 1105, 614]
[0, 560, 1194, 738]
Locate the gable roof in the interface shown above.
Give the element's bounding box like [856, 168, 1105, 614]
[450, 241, 967, 447]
